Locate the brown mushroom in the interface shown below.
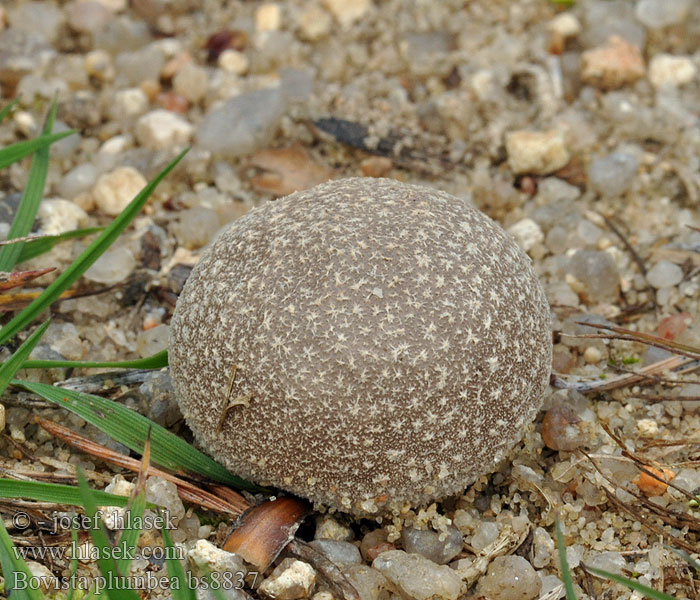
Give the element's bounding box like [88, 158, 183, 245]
[169, 178, 552, 515]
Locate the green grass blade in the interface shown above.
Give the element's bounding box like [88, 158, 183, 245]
[11, 227, 104, 264]
[0, 102, 61, 271]
[16, 381, 264, 492]
[0, 517, 45, 600]
[0, 320, 50, 397]
[66, 526, 79, 600]
[0, 148, 188, 346]
[554, 517, 578, 600]
[76, 469, 141, 600]
[20, 349, 169, 369]
[0, 131, 76, 170]
[0, 99, 19, 123]
[666, 546, 700, 572]
[585, 566, 677, 600]
[161, 517, 196, 600]
[0, 478, 154, 508]
[115, 489, 146, 576]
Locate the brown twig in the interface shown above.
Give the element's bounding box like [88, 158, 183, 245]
[36, 417, 249, 516]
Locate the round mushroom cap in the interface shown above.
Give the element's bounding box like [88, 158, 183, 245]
[169, 177, 552, 515]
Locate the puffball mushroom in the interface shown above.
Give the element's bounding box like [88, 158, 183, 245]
[169, 178, 552, 515]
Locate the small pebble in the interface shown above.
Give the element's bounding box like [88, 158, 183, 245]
[314, 515, 353, 541]
[469, 521, 498, 552]
[372, 550, 462, 600]
[0, 404, 5, 432]
[218, 49, 249, 75]
[507, 218, 544, 252]
[648, 54, 697, 89]
[256, 3, 282, 32]
[322, 0, 371, 27]
[532, 527, 555, 568]
[65, 0, 111, 33]
[135, 109, 194, 150]
[111, 88, 149, 121]
[580, 36, 645, 90]
[84, 49, 116, 82]
[145, 476, 185, 522]
[297, 5, 332, 41]
[588, 152, 638, 197]
[115, 45, 165, 86]
[586, 551, 626, 575]
[342, 565, 388, 600]
[400, 526, 463, 565]
[136, 324, 169, 358]
[635, 0, 693, 28]
[259, 558, 316, 600]
[360, 529, 395, 562]
[37, 199, 87, 235]
[657, 312, 691, 340]
[308, 540, 362, 569]
[8, 2, 65, 42]
[647, 260, 683, 289]
[583, 346, 602, 364]
[360, 156, 392, 178]
[541, 404, 585, 451]
[546, 13, 581, 38]
[58, 164, 99, 200]
[567, 250, 620, 303]
[505, 129, 570, 175]
[196, 88, 287, 157]
[477, 555, 541, 600]
[188, 539, 247, 577]
[92, 166, 147, 216]
[172, 63, 209, 103]
[171, 206, 220, 249]
[84, 246, 136, 285]
[634, 467, 675, 497]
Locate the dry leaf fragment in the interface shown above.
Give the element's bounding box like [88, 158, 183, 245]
[223, 496, 312, 570]
[249, 144, 333, 196]
[0, 268, 55, 291]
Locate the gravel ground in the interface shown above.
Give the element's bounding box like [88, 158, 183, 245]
[1, 0, 700, 599]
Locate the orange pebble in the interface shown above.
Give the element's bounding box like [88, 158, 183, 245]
[634, 467, 675, 497]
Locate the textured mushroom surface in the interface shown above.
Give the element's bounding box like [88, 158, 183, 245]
[170, 177, 552, 515]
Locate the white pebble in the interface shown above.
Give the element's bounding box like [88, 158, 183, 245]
[297, 5, 332, 41]
[259, 558, 316, 600]
[583, 346, 602, 364]
[173, 63, 209, 103]
[506, 129, 570, 175]
[135, 110, 194, 151]
[547, 13, 581, 38]
[648, 54, 697, 88]
[478, 555, 541, 600]
[111, 88, 149, 120]
[92, 166, 147, 216]
[646, 260, 683, 289]
[0, 404, 5, 433]
[256, 3, 282, 32]
[218, 49, 249, 75]
[636, 418, 659, 436]
[188, 539, 247, 577]
[322, 0, 371, 27]
[37, 199, 87, 235]
[84, 247, 136, 284]
[372, 550, 462, 600]
[507, 218, 544, 252]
